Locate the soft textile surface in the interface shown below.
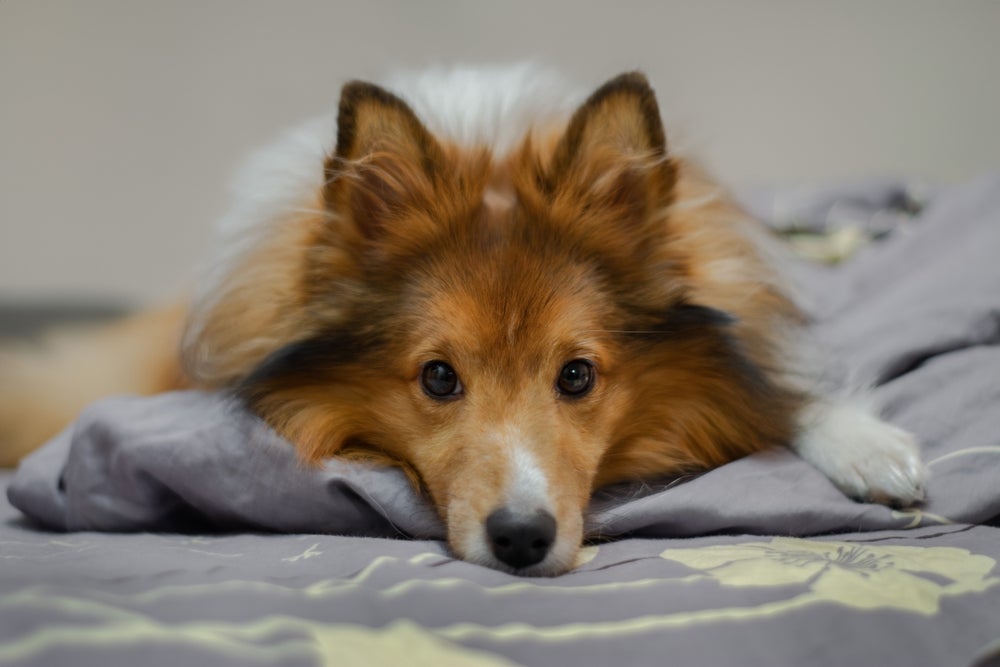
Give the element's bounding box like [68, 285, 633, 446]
[3, 175, 1000, 667]
[2, 483, 999, 667]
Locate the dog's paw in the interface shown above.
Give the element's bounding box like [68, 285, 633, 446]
[794, 402, 927, 508]
[827, 420, 926, 507]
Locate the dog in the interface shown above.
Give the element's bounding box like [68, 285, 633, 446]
[0, 65, 926, 575]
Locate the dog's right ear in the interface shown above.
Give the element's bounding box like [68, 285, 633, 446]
[323, 81, 445, 239]
[541, 71, 676, 220]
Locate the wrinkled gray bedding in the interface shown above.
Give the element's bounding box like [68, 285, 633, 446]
[3, 176, 1000, 667]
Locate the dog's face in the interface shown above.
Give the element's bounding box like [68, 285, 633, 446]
[238, 73, 798, 575]
[355, 247, 633, 574]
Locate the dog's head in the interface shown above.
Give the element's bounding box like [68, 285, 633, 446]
[235, 73, 797, 575]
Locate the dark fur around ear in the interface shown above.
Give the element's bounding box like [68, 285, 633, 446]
[323, 80, 445, 238]
[237, 330, 372, 397]
[544, 71, 676, 211]
[235, 330, 382, 462]
[592, 301, 803, 486]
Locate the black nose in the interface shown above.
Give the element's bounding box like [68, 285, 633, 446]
[485, 507, 557, 569]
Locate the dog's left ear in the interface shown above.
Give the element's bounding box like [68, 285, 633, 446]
[324, 80, 445, 239]
[545, 72, 675, 213]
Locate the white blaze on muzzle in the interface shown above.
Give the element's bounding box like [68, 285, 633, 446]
[503, 443, 552, 515]
[481, 438, 557, 570]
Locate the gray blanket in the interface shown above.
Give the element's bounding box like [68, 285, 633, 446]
[3, 175, 1000, 667]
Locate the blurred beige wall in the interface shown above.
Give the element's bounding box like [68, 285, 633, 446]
[2, 0, 998, 302]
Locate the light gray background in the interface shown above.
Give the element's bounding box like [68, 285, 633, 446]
[2, 1, 998, 302]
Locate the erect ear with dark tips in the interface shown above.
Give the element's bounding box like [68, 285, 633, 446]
[546, 71, 675, 213]
[323, 80, 445, 238]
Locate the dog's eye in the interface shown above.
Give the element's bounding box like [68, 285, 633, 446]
[421, 360, 462, 399]
[557, 359, 594, 397]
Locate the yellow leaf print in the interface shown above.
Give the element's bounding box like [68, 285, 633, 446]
[661, 537, 999, 616]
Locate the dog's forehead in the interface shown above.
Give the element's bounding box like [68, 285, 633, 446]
[404, 243, 615, 363]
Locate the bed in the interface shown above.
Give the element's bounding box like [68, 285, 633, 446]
[2, 177, 999, 667]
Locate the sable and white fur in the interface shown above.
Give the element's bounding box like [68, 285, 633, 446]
[0, 66, 925, 576]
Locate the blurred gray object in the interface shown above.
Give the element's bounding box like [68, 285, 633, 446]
[0, 301, 129, 340]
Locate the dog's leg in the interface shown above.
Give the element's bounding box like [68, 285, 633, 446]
[792, 398, 927, 507]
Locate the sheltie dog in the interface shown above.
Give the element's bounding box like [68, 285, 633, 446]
[0, 66, 925, 575]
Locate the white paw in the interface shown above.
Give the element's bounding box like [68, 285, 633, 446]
[793, 402, 927, 508]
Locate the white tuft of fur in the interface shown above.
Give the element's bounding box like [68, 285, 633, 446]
[383, 63, 581, 156]
[793, 398, 927, 506]
[215, 116, 337, 241]
[181, 116, 336, 359]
